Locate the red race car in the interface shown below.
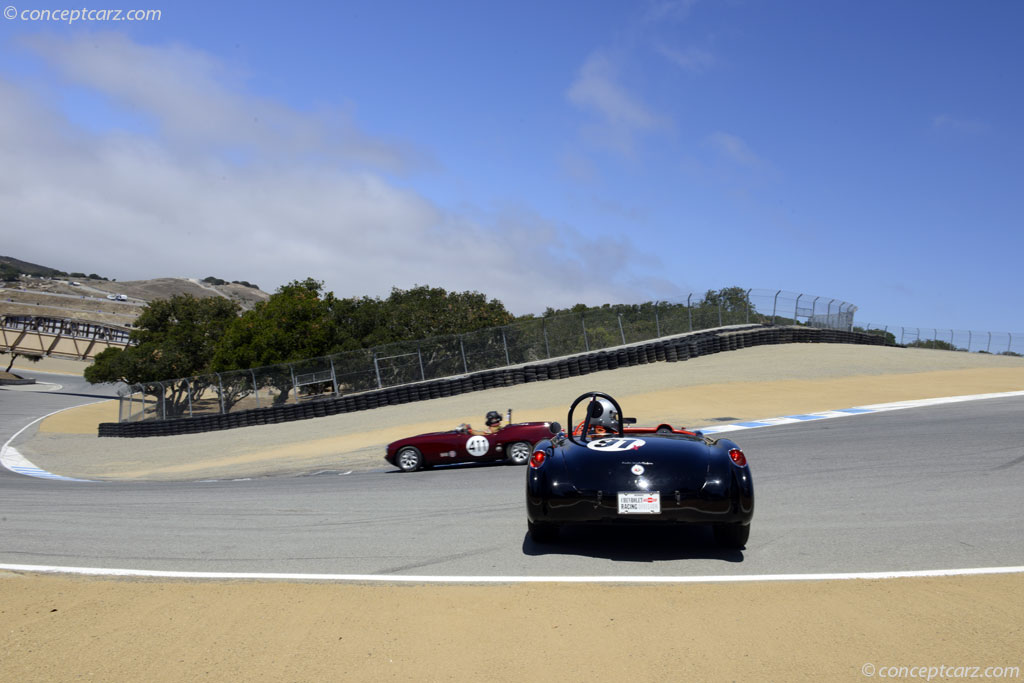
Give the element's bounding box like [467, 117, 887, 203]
[385, 409, 556, 472]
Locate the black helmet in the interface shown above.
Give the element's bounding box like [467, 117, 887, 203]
[485, 410, 502, 426]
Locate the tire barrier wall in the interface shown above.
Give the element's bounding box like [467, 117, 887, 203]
[97, 325, 892, 438]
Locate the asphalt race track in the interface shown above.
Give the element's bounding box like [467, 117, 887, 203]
[2, 369, 1023, 578]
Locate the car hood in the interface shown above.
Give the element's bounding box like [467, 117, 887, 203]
[559, 437, 727, 493]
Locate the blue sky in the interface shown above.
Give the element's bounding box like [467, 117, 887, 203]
[1, 0, 1021, 332]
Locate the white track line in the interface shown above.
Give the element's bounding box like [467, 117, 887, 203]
[1, 563, 1022, 583]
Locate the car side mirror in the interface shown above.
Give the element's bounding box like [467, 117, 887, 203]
[548, 421, 562, 435]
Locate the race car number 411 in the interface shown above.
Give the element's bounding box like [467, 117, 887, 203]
[618, 492, 661, 514]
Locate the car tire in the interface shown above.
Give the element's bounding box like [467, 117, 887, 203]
[396, 447, 423, 472]
[506, 441, 532, 466]
[713, 523, 750, 549]
[528, 520, 560, 544]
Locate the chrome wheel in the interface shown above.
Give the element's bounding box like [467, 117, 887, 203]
[506, 441, 532, 466]
[396, 447, 422, 472]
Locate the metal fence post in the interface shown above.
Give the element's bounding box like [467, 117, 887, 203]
[157, 381, 166, 420]
[459, 337, 468, 374]
[373, 353, 383, 388]
[687, 294, 693, 332]
[1009, 333, 1013, 354]
[285, 364, 296, 402]
[417, 344, 426, 380]
[771, 290, 780, 324]
[900, 327, 905, 345]
[794, 294, 803, 325]
[654, 302, 661, 338]
[826, 300, 835, 329]
[502, 328, 510, 366]
[185, 378, 193, 418]
[250, 369, 260, 409]
[582, 313, 590, 352]
[967, 331, 972, 351]
[216, 372, 226, 414]
[542, 319, 550, 358]
[745, 289, 752, 323]
[329, 357, 340, 395]
[986, 332, 991, 353]
[617, 314, 626, 345]
[717, 299, 723, 327]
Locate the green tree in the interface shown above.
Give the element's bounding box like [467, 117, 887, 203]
[212, 278, 340, 403]
[85, 294, 240, 416]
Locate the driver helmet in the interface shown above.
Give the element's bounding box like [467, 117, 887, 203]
[485, 410, 502, 427]
[588, 397, 620, 431]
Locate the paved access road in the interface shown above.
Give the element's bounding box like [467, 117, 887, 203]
[2, 375, 1022, 577]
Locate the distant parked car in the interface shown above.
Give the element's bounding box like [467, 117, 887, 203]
[116, 294, 128, 301]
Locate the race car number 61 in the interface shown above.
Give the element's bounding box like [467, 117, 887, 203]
[587, 438, 646, 451]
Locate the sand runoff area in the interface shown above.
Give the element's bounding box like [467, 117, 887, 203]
[3, 344, 1023, 681]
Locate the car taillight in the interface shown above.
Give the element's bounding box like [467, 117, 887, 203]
[529, 450, 547, 468]
[728, 448, 747, 467]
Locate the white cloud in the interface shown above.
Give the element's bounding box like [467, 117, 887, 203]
[655, 43, 714, 73]
[931, 114, 988, 136]
[566, 52, 670, 156]
[706, 131, 766, 169]
[1, 34, 670, 315]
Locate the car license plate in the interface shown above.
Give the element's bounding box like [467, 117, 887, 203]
[617, 492, 660, 514]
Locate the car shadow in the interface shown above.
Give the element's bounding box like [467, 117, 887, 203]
[521, 524, 745, 563]
[385, 461, 511, 474]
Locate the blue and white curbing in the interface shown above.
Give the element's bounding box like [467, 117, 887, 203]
[1, 405, 100, 482]
[3, 390, 1024, 483]
[699, 390, 1024, 435]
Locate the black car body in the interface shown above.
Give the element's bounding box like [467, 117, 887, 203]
[526, 392, 754, 548]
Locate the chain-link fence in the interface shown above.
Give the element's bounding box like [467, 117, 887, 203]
[857, 323, 1024, 356]
[116, 288, 858, 423]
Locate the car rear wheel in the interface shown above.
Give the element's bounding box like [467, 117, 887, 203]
[506, 441, 532, 466]
[528, 520, 560, 544]
[396, 447, 423, 472]
[713, 523, 750, 549]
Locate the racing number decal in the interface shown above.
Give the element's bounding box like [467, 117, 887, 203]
[586, 438, 647, 452]
[466, 435, 490, 457]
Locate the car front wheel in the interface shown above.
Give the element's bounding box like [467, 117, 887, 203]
[506, 441, 532, 466]
[396, 447, 423, 472]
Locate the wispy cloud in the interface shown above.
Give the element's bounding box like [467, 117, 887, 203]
[931, 114, 989, 136]
[655, 43, 714, 73]
[566, 52, 670, 157]
[1, 34, 667, 314]
[706, 131, 766, 169]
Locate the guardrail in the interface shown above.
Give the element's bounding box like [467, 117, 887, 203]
[98, 324, 889, 437]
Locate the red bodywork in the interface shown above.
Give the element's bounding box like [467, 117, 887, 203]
[572, 422, 700, 437]
[385, 422, 555, 470]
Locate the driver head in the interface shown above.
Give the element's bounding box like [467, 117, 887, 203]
[589, 397, 620, 431]
[485, 410, 502, 427]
